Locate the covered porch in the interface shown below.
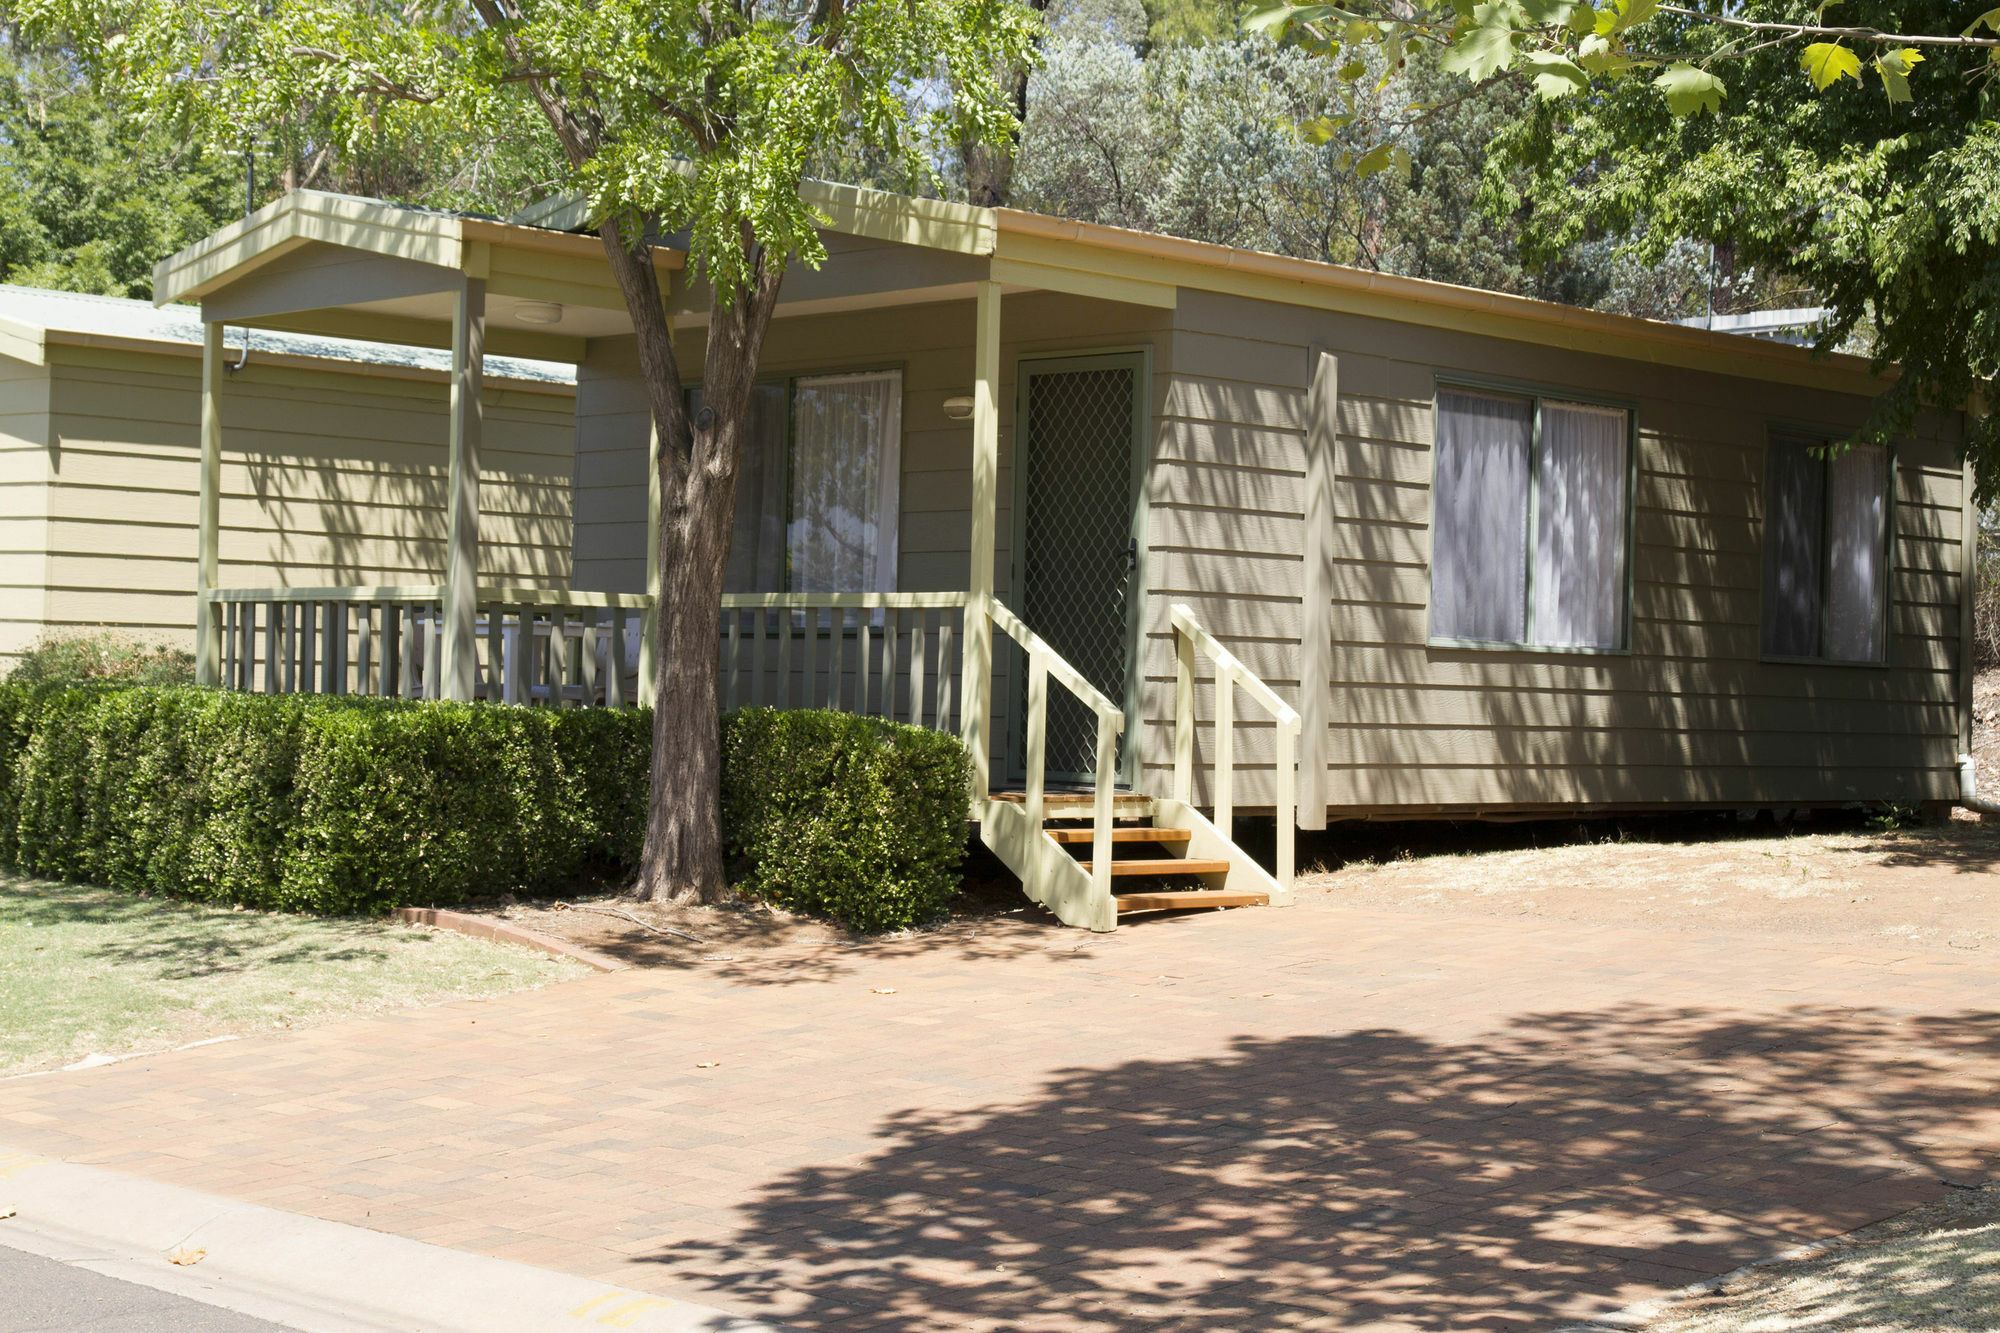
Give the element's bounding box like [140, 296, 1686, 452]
[155, 188, 1297, 929]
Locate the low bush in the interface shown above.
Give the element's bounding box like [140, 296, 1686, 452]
[721, 707, 971, 932]
[7, 630, 195, 686]
[0, 686, 649, 914]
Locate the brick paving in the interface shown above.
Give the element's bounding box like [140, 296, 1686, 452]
[4, 899, 1999, 1331]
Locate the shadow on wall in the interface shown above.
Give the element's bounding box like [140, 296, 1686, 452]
[243, 456, 571, 588]
[639, 1004, 2000, 1331]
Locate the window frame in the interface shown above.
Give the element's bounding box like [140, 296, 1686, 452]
[1425, 374, 1640, 656]
[1757, 425, 1896, 669]
[687, 361, 907, 598]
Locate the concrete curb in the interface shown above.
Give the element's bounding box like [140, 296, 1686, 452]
[396, 906, 630, 973]
[0, 1145, 791, 1332]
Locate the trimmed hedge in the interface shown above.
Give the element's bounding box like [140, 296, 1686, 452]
[722, 707, 971, 932]
[0, 685, 649, 914]
[0, 688, 972, 927]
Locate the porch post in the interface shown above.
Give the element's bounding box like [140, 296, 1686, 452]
[1297, 348, 1337, 830]
[963, 279, 1001, 802]
[442, 276, 486, 702]
[195, 322, 223, 687]
[640, 416, 660, 709]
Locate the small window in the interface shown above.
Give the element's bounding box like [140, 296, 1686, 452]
[1761, 432, 1889, 663]
[700, 370, 904, 596]
[1430, 387, 1632, 650]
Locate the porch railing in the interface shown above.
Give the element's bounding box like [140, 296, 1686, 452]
[717, 592, 967, 730]
[205, 585, 652, 707]
[1171, 601, 1301, 887]
[204, 586, 972, 724]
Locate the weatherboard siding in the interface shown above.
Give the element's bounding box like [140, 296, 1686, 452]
[7, 342, 574, 663]
[1144, 287, 1966, 815]
[0, 357, 53, 662]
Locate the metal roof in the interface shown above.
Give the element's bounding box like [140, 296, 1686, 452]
[0, 283, 574, 384]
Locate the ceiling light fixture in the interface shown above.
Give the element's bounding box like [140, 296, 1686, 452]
[515, 300, 564, 325]
[942, 395, 975, 420]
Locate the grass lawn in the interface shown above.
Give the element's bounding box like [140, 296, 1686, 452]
[0, 874, 585, 1077]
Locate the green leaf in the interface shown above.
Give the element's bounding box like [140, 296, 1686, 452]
[1241, 4, 1297, 35]
[1577, 32, 1635, 74]
[1962, 6, 2000, 35]
[1523, 52, 1589, 97]
[1654, 61, 1725, 114]
[1299, 114, 1346, 143]
[1801, 42, 1863, 89]
[1354, 140, 1398, 176]
[1569, 2, 1599, 36]
[1611, 0, 1657, 33]
[1440, 2, 1522, 81]
[1337, 60, 1367, 81]
[1874, 47, 1923, 103]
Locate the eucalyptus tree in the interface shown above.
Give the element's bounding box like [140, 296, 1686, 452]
[14, 0, 1042, 902]
[1245, 0, 2000, 485]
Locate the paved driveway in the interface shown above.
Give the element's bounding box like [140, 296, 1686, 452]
[2, 899, 1996, 1332]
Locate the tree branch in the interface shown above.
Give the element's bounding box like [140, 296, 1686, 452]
[1656, 6, 2000, 49]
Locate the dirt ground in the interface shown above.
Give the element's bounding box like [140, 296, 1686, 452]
[1641, 1184, 2000, 1332]
[1292, 810, 2000, 957]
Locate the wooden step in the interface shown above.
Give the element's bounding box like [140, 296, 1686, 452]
[1078, 858, 1232, 877]
[1115, 889, 1270, 914]
[992, 790, 1155, 819]
[1045, 827, 1190, 845]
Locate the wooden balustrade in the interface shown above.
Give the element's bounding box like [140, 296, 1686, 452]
[203, 587, 971, 727]
[716, 592, 968, 731]
[205, 586, 651, 707]
[1171, 601, 1302, 888]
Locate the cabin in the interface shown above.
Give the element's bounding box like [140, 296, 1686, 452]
[148, 187, 1975, 931]
[0, 284, 575, 669]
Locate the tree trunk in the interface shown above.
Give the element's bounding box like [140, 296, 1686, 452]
[602, 226, 785, 905]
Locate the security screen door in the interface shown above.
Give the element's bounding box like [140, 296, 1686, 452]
[1013, 352, 1147, 785]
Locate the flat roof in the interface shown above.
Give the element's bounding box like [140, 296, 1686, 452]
[0, 283, 575, 386]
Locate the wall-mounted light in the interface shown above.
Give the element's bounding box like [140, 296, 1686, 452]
[515, 300, 564, 325]
[942, 394, 975, 421]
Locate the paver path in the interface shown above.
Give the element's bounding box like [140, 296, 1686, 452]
[4, 901, 1997, 1332]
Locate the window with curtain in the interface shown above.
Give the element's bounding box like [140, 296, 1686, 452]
[706, 370, 904, 596]
[1430, 387, 1632, 649]
[1760, 433, 1888, 663]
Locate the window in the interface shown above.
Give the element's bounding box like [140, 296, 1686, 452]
[1430, 386, 1632, 650]
[706, 369, 904, 595]
[1761, 432, 1889, 663]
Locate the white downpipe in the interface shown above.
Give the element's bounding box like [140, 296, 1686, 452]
[1958, 753, 2000, 817]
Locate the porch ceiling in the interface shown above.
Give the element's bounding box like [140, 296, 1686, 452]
[153, 190, 687, 363]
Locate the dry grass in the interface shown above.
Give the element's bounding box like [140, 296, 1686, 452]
[0, 874, 584, 1076]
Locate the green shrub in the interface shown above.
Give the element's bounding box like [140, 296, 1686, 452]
[721, 707, 971, 932]
[7, 631, 195, 686]
[0, 686, 651, 914]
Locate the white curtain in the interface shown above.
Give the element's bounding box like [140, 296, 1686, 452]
[788, 370, 902, 595]
[1431, 389, 1532, 643]
[1824, 444, 1887, 662]
[1534, 401, 1629, 648]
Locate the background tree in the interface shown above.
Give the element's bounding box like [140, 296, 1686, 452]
[1247, 0, 2000, 487]
[16, 0, 1041, 903]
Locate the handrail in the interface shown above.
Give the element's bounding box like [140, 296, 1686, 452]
[1170, 601, 1301, 888]
[987, 597, 1124, 722]
[984, 595, 1125, 913]
[720, 591, 970, 609]
[205, 584, 446, 604]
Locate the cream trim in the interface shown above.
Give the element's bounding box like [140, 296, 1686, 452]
[0, 313, 46, 367]
[995, 209, 1887, 394]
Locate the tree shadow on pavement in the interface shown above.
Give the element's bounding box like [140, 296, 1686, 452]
[641, 1003, 2000, 1332]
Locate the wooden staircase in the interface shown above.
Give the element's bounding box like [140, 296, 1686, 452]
[990, 791, 1273, 917]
